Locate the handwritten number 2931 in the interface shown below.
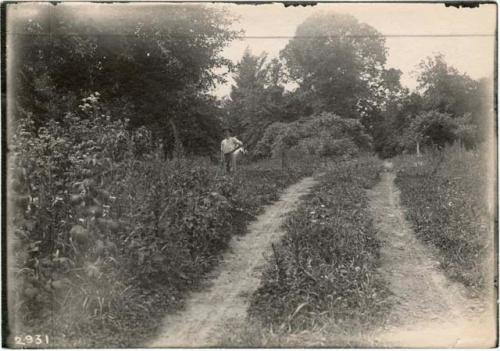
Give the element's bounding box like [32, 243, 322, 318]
[14, 335, 49, 345]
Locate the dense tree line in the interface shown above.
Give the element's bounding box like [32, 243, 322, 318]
[10, 4, 238, 156]
[374, 54, 491, 157]
[10, 6, 491, 159]
[225, 13, 491, 159]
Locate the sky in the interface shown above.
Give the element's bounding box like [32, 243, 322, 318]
[211, 3, 496, 97]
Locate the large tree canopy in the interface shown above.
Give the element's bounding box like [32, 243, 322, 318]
[417, 54, 482, 118]
[10, 4, 238, 156]
[280, 12, 391, 122]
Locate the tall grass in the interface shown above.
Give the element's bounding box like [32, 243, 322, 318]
[7, 107, 314, 347]
[394, 144, 495, 292]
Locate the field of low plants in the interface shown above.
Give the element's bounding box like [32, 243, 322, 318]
[7, 96, 314, 347]
[245, 157, 391, 345]
[394, 145, 494, 292]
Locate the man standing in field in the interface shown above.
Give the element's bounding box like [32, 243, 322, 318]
[221, 128, 243, 173]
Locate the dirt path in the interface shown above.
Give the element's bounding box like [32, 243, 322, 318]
[148, 176, 319, 347]
[367, 162, 496, 348]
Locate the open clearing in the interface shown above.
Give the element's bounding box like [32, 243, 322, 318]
[149, 176, 319, 347]
[367, 162, 496, 348]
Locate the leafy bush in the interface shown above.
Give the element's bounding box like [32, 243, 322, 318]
[254, 112, 372, 159]
[394, 145, 492, 290]
[9, 93, 144, 327]
[248, 157, 389, 335]
[7, 95, 313, 347]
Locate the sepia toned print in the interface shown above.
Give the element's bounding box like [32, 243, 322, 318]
[3, 2, 497, 348]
